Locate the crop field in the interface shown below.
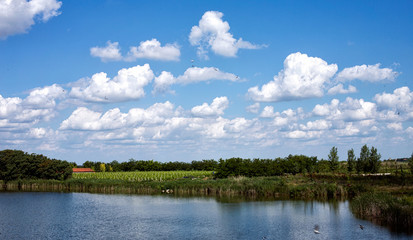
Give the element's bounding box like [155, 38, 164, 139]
[72, 171, 213, 182]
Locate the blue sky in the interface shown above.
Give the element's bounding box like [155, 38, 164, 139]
[0, 0, 412, 164]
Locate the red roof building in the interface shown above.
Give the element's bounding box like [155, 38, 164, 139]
[73, 168, 95, 173]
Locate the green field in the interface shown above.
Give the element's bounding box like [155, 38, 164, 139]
[72, 171, 213, 182]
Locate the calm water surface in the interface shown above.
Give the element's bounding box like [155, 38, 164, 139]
[0, 192, 410, 240]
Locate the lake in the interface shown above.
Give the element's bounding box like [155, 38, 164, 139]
[0, 192, 410, 239]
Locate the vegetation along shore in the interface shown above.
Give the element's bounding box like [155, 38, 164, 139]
[1, 148, 413, 234]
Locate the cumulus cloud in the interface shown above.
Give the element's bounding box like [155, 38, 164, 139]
[248, 52, 338, 102]
[313, 97, 377, 121]
[246, 103, 260, 114]
[90, 41, 123, 62]
[24, 84, 65, 108]
[90, 39, 180, 62]
[153, 67, 239, 94]
[69, 64, 154, 102]
[327, 84, 357, 95]
[191, 97, 229, 117]
[0, 95, 22, 118]
[0, 84, 64, 130]
[374, 86, 412, 112]
[189, 11, 264, 58]
[177, 67, 239, 84]
[152, 71, 176, 94]
[60, 101, 177, 131]
[126, 39, 180, 61]
[0, 0, 62, 39]
[387, 122, 402, 131]
[300, 119, 332, 131]
[60, 107, 125, 131]
[336, 64, 398, 82]
[260, 106, 276, 118]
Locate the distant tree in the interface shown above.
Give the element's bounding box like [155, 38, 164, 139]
[328, 146, 339, 172]
[82, 161, 94, 169]
[369, 146, 381, 173]
[99, 163, 106, 172]
[408, 153, 413, 175]
[347, 149, 356, 173]
[357, 144, 370, 173]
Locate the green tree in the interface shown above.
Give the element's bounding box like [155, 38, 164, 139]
[99, 163, 106, 172]
[347, 148, 356, 173]
[408, 153, 413, 174]
[357, 144, 370, 173]
[369, 146, 381, 173]
[328, 146, 339, 172]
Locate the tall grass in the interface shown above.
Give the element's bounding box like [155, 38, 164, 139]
[350, 192, 413, 234]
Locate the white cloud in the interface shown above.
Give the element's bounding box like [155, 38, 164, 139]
[24, 84, 65, 108]
[248, 52, 338, 102]
[406, 127, 413, 138]
[300, 119, 332, 131]
[178, 67, 239, 84]
[0, 84, 63, 130]
[69, 64, 154, 102]
[334, 123, 360, 136]
[90, 39, 180, 62]
[327, 84, 357, 95]
[28, 127, 47, 138]
[285, 130, 322, 139]
[152, 71, 176, 94]
[60, 107, 127, 131]
[387, 122, 402, 131]
[374, 86, 412, 113]
[189, 11, 264, 58]
[0, 95, 22, 118]
[260, 106, 276, 118]
[312, 99, 340, 116]
[90, 41, 122, 62]
[0, 0, 61, 39]
[313, 97, 377, 121]
[246, 103, 260, 114]
[191, 97, 229, 117]
[336, 63, 398, 82]
[61, 101, 177, 131]
[126, 39, 180, 61]
[152, 67, 239, 94]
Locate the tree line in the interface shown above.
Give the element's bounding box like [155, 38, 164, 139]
[0, 149, 72, 182]
[2, 145, 412, 181]
[80, 159, 218, 172]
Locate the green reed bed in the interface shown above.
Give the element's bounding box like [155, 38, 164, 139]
[350, 192, 413, 234]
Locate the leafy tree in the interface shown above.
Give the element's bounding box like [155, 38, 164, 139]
[357, 144, 370, 173]
[99, 163, 106, 172]
[369, 146, 381, 173]
[328, 146, 339, 172]
[408, 153, 413, 175]
[0, 149, 72, 182]
[347, 148, 356, 173]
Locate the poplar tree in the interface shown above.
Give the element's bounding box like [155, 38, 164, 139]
[357, 144, 370, 173]
[347, 148, 356, 173]
[328, 146, 339, 172]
